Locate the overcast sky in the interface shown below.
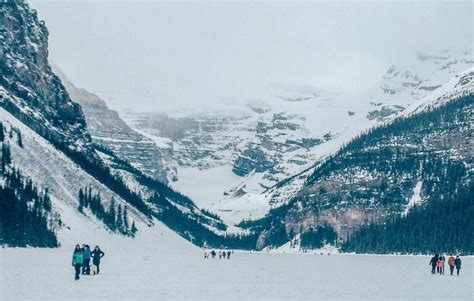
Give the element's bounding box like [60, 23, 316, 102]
[30, 1, 473, 112]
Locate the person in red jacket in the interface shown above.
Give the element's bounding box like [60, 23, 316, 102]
[447, 255, 456, 276]
[436, 258, 442, 274]
[438, 255, 445, 275]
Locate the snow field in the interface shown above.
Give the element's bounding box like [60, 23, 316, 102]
[1, 246, 472, 301]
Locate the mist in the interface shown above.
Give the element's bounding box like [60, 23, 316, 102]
[30, 1, 473, 112]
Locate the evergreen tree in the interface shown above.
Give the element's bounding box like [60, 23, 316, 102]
[16, 130, 23, 148]
[86, 186, 92, 208]
[108, 198, 117, 230]
[0, 121, 4, 142]
[116, 204, 123, 233]
[78, 188, 85, 213]
[131, 220, 138, 235]
[123, 206, 129, 233]
[300, 224, 338, 249]
[2, 143, 12, 171]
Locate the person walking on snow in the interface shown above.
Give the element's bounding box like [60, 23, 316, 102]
[91, 245, 105, 275]
[72, 244, 83, 280]
[439, 255, 445, 275]
[82, 245, 91, 275]
[210, 250, 216, 259]
[448, 255, 456, 276]
[429, 254, 438, 274]
[436, 258, 442, 274]
[454, 256, 462, 276]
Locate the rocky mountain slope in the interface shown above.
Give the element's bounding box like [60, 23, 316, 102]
[123, 49, 472, 224]
[0, 2, 88, 153]
[0, 2, 236, 248]
[51, 65, 168, 183]
[241, 69, 473, 250]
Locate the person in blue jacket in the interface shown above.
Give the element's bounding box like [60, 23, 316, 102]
[82, 244, 92, 275]
[72, 244, 83, 280]
[91, 245, 105, 274]
[455, 255, 462, 276]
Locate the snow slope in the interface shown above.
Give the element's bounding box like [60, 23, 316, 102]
[1, 99, 200, 246]
[403, 181, 423, 217]
[0, 107, 155, 241]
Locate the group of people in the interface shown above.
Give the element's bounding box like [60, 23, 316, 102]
[72, 244, 105, 280]
[204, 250, 232, 259]
[429, 254, 462, 276]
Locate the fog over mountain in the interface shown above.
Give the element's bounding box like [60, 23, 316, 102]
[30, 1, 472, 112]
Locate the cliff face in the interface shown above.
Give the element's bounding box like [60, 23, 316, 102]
[0, 2, 89, 149]
[52, 65, 168, 183]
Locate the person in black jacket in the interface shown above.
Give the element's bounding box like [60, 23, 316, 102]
[91, 245, 105, 274]
[429, 254, 439, 274]
[454, 256, 462, 276]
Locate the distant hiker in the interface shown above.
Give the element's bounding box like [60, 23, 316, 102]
[218, 251, 222, 259]
[448, 255, 456, 275]
[211, 250, 216, 259]
[454, 256, 462, 276]
[429, 254, 439, 274]
[439, 255, 445, 275]
[436, 258, 442, 274]
[227, 251, 231, 259]
[204, 251, 208, 259]
[91, 245, 105, 275]
[72, 244, 83, 280]
[82, 245, 91, 275]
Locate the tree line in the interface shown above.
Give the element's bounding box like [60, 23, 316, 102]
[343, 181, 473, 254]
[0, 123, 58, 247]
[78, 187, 138, 237]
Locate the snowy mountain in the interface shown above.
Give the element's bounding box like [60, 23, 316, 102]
[1, 1, 472, 254]
[0, 2, 232, 248]
[123, 48, 472, 225]
[241, 69, 473, 251]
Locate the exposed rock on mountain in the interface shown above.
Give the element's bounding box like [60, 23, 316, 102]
[52, 65, 168, 183]
[242, 70, 473, 250]
[0, 3, 88, 151]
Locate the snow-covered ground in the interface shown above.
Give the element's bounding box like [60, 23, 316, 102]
[1, 244, 472, 300]
[170, 165, 275, 225]
[170, 165, 242, 210]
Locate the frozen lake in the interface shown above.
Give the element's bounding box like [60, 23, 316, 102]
[1, 248, 472, 300]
